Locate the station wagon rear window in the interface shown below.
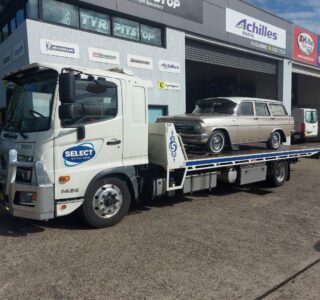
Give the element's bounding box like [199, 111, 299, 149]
[269, 104, 287, 116]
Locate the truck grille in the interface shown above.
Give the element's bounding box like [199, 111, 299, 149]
[174, 124, 195, 134]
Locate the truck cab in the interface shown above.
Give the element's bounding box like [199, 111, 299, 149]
[0, 63, 152, 227]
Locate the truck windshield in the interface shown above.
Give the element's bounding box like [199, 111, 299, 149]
[305, 111, 318, 124]
[4, 70, 57, 133]
[193, 99, 237, 115]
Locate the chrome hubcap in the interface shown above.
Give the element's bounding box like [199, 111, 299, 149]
[210, 133, 224, 153]
[93, 184, 123, 219]
[272, 132, 281, 148]
[276, 163, 286, 182]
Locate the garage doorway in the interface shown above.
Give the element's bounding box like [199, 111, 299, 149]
[185, 39, 278, 113]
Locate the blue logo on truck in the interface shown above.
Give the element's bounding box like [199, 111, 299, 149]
[63, 143, 96, 167]
[169, 131, 178, 162]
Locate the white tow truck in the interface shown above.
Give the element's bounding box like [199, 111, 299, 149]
[0, 63, 320, 228]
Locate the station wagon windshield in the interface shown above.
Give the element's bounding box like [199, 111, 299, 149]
[4, 70, 57, 133]
[193, 99, 237, 115]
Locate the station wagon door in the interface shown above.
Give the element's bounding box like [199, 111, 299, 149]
[255, 102, 274, 141]
[236, 101, 259, 143]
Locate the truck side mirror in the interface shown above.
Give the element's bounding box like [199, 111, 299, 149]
[59, 72, 75, 103]
[59, 103, 84, 123]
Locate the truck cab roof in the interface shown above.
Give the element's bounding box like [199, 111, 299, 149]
[3, 62, 153, 88]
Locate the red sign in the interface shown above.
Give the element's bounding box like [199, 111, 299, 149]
[294, 26, 318, 65]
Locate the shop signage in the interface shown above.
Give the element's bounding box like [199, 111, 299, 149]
[158, 80, 180, 91]
[88, 48, 120, 65]
[226, 8, 286, 50]
[80, 10, 110, 34]
[40, 39, 80, 59]
[159, 60, 181, 73]
[127, 54, 153, 70]
[293, 26, 318, 65]
[127, 0, 203, 23]
[13, 41, 25, 61]
[113, 18, 140, 41]
[2, 52, 11, 68]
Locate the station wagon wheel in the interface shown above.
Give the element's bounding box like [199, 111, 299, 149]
[267, 131, 282, 150]
[207, 130, 226, 154]
[81, 177, 131, 228]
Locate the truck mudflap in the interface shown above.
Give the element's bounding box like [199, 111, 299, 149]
[0, 149, 55, 221]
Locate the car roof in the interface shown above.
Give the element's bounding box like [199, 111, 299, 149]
[199, 97, 282, 104]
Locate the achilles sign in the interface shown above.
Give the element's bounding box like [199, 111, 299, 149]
[226, 8, 286, 50]
[128, 0, 203, 23]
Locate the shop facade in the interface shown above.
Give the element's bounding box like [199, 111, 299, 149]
[0, 0, 318, 123]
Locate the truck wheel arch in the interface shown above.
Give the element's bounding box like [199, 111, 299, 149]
[85, 167, 139, 206]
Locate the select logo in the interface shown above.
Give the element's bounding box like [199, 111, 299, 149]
[63, 143, 96, 167]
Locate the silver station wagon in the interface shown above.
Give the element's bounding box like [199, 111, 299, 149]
[158, 97, 294, 154]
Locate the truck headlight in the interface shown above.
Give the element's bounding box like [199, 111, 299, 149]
[194, 123, 203, 133]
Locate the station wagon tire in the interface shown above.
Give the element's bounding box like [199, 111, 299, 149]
[81, 177, 131, 228]
[207, 130, 226, 154]
[267, 161, 289, 187]
[267, 131, 282, 150]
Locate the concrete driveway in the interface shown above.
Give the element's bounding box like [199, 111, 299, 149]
[0, 159, 320, 299]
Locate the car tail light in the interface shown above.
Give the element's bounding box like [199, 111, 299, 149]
[301, 123, 306, 133]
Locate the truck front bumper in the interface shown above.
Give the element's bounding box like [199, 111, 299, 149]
[0, 149, 54, 220]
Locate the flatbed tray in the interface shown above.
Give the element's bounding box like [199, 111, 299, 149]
[185, 143, 320, 169]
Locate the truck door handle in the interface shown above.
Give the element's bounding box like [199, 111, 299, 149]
[107, 139, 121, 146]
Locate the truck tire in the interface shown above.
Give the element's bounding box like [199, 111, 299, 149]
[82, 177, 131, 228]
[267, 131, 282, 150]
[267, 161, 289, 187]
[207, 130, 226, 154]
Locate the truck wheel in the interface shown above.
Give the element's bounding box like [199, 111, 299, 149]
[82, 177, 131, 228]
[207, 131, 226, 154]
[267, 161, 289, 187]
[267, 131, 282, 150]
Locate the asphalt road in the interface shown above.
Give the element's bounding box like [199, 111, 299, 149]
[0, 159, 320, 299]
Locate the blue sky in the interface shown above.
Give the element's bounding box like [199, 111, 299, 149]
[246, 0, 320, 34]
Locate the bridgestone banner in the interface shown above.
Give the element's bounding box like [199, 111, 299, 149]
[128, 0, 203, 23]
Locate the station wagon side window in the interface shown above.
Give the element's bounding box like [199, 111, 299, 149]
[237, 102, 254, 116]
[255, 102, 270, 116]
[269, 104, 288, 116]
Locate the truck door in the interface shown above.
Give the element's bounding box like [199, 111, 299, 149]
[236, 101, 259, 143]
[53, 77, 123, 200]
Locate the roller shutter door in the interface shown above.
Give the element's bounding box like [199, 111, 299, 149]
[186, 39, 277, 75]
[292, 64, 320, 79]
